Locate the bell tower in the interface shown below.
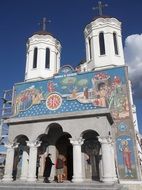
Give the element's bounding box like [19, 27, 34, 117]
[25, 18, 61, 81]
[83, 1, 125, 71]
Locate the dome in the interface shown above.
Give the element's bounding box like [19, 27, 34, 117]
[34, 30, 53, 36]
[92, 15, 112, 21]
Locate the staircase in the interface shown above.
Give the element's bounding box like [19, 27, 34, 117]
[0, 181, 126, 190]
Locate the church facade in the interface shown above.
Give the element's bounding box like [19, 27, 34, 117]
[2, 14, 142, 184]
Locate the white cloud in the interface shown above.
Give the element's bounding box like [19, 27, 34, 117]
[124, 34, 142, 98]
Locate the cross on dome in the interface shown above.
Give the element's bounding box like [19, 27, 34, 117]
[39, 17, 51, 31]
[93, 1, 108, 16]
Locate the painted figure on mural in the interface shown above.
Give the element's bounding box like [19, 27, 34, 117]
[119, 140, 133, 177]
[47, 81, 55, 93]
[95, 82, 108, 107]
[91, 72, 110, 107]
[43, 153, 54, 183]
[14, 87, 43, 115]
[108, 76, 129, 120]
[32, 89, 43, 105]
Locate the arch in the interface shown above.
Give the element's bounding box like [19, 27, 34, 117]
[45, 123, 63, 144]
[99, 32, 105, 55]
[58, 65, 75, 74]
[81, 129, 99, 138]
[13, 135, 29, 180]
[56, 132, 73, 180]
[36, 123, 64, 170]
[33, 47, 38, 68]
[36, 124, 73, 181]
[35, 123, 64, 153]
[81, 130, 101, 181]
[113, 32, 119, 55]
[45, 48, 50, 68]
[14, 135, 29, 145]
[37, 134, 49, 154]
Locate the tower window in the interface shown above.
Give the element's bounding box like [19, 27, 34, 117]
[88, 37, 92, 60]
[33, 47, 38, 68]
[99, 32, 105, 55]
[45, 48, 50, 68]
[113, 32, 119, 55]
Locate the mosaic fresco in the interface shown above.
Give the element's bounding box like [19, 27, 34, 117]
[116, 136, 137, 179]
[13, 66, 129, 119]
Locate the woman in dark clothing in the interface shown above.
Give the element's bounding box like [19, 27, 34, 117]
[43, 153, 54, 183]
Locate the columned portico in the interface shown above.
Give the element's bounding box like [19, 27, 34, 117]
[98, 137, 117, 183]
[3, 143, 19, 182]
[70, 138, 84, 182]
[27, 140, 41, 182]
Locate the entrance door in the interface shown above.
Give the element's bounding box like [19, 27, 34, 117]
[82, 131, 101, 181]
[56, 133, 73, 180]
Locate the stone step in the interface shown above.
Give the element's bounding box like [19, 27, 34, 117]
[0, 181, 125, 190]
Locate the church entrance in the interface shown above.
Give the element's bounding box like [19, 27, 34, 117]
[82, 130, 101, 181]
[56, 133, 73, 181]
[13, 135, 29, 180]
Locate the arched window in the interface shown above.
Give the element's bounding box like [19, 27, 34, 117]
[99, 32, 105, 55]
[45, 48, 50, 68]
[113, 32, 119, 55]
[88, 37, 92, 60]
[33, 47, 38, 68]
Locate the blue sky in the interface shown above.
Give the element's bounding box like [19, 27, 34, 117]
[0, 0, 142, 133]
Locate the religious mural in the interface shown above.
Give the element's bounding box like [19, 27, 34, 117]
[11, 65, 139, 180]
[117, 122, 128, 132]
[13, 66, 129, 120]
[116, 136, 137, 179]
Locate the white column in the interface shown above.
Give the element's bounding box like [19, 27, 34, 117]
[82, 153, 86, 179]
[56, 51, 60, 72]
[38, 154, 45, 177]
[2, 143, 19, 181]
[98, 137, 117, 183]
[85, 39, 90, 62]
[27, 140, 41, 182]
[70, 138, 84, 182]
[38, 48, 45, 71]
[20, 148, 29, 181]
[48, 145, 56, 181]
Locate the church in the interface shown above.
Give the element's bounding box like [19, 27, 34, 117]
[1, 2, 142, 186]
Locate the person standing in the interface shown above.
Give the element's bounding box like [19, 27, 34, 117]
[56, 154, 64, 183]
[43, 153, 54, 183]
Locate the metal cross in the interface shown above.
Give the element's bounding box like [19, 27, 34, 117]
[93, 1, 108, 16]
[40, 17, 51, 31]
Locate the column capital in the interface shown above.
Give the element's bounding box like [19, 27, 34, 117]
[26, 140, 41, 148]
[98, 136, 113, 144]
[5, 142, 19, 149]
[70, 137, 84, 146]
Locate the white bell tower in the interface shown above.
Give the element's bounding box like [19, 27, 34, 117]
[83, 2, 125, 71]
[25, 18, 61, 81]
